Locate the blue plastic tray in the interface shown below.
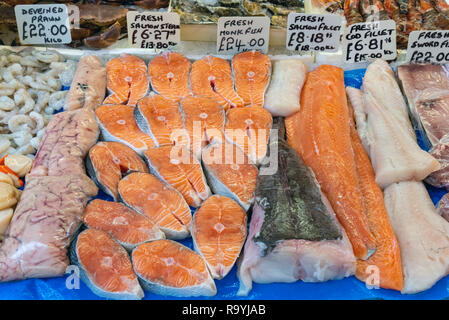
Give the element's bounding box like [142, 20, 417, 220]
[0, 69, 448, 300]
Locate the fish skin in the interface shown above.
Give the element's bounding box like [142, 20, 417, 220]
[117, 172, 192, 240]
[191, 195, 247, 279]
[384, 181, 449, 294]
[285, 64, 376, 260]
[201, 142, 258, 211]
[103, 54, 149, 106]
[85, 141, 149, 201]
[144, 145, 211, 208]
[231, 50, 271, 107]
[95, 104, 155, 155]
[131, 240, 217, 297]
[263, 59, 308, 117]
[134, 93, 190, 147]
[148, 51, 192, 102]
[190, 55, 244, 110]
[70, 229, 144, 300]
[83, 199, 165, 251]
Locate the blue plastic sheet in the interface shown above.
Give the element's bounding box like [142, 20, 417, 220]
[1, 69, 448, 300]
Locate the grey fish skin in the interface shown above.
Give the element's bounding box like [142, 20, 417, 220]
[254, 117, 342, 253]
[133, 104, 159, 146]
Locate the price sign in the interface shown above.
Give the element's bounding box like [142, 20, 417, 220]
[127, 12, 180, 49]
[14, 4, 72, 45]
[217, 16, 270, 54]
[406, 31, 449, 64]
[286, 13, 342, 52]
[342, 20, 397, 63]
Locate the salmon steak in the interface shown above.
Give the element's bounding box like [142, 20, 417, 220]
[134, 94, 189, 147]
[148, 52, 192, 102]
[347, 101, 404, 291]
[118, 172, 192, 239]
[202, 142, 258, 211]
[190, 55, 244, 110]
[103, 54, 149, 106]
[180, 95, 225, 158]
[231, 50, 271, 107]
[86, 141, 148, 200]
[224, 105, 273, 165]
[131, 239, 217, 297]
[83, 199, 165, 251]
[144, 145, 211, 208]
[95, 104, 155, 155]
[285, 65, 376, 260]
[70, 229, 144, 300]
[191, 195, 247, 279]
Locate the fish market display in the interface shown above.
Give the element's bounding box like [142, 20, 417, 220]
[180, 95, 225, 158]
[30, 110, 99, 177]
[95, 104, 155, 155]
[286, 65, 376, 260]
[382, 0, 408, 47]
[384, 181, 449, 294]
[231, 51, 271, 107]
[397, 64, 449, 189]
[0, 174, 98, 282]
[86, 141, 149, 201]
[148, 52, 192, 102]
[83, 199, 165, 251]
[65, 55, 107, 111]
[190, 55, 244, 110]
[264, 59, 307, 117]
[0, 48, 75, 157]
[344, 0, 363, 25]
[134, 94, 189, 147]
[224, 105, 272, 165]
[118, 172, 192, 239]
[144, 145, 211, 208]
[238, 118, 355, 296]
[348, 101, 403, 291]
[103, 54, 149, 106]
[131, 239, 217, 297]
[191, 195, 247, 279]
[71, 228, 144, 300]
[202, 142, 258, 211]
[437, 193, 449, 222]
[306, 0, 344, 14]
[348, 60, 439, 189]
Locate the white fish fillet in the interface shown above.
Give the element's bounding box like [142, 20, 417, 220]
[237, 195, 356, 296]
[347, 60, 440, 189]
[384, 181, 449, 294]
[263, 59, 307, 117]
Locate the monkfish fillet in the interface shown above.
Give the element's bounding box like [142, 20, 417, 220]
[384, 181, 449, 294]
[347, 60, 440, 189]
[237, 118, 356, 296]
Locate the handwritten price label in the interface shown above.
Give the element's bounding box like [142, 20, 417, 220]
[127, 12, 180, 49]
[217, 16, 270, 54]
[406, 31, 449, 64]
[15, 4, 71, 45]
[286, 13, 342, 52]
[342, 20, 397, 63]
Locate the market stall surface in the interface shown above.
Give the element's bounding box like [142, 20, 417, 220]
[0, 68, 448, 300]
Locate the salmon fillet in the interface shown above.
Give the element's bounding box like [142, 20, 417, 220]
[148, 52, 192, 102]
[192, 195, 247, 279]
[224, 105, 272, 165]
[135, 93, 189, 147]
[104, 54, 149, 106]
[190, 55, 244, 110]
[118, 172, 191, 240]
[95, 104, 155, 155]
[348, 101, 404, 291]
[144, 145, 211, 208]
[180, 95, 225, 159]
[232, 51, 271, 107]
[285, 65, 376, 260]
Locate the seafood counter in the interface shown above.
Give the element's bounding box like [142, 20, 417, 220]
[2, 46, 449, 300]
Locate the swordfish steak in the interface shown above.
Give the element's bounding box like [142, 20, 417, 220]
[237, 118, 356, 296]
